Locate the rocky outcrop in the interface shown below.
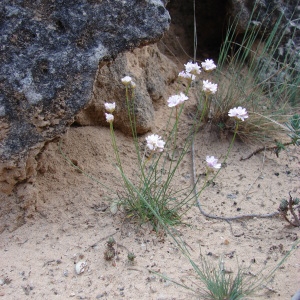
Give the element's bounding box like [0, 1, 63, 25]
[0, 0, 170, 194]
[75, 45, 177, 135]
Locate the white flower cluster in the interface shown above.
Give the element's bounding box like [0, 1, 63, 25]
[184, 62, 201, 75]
[167, 92, 188, 108]
[178, 62, 201, 83]
[201, 59, 217, 72]
[121, 76, 136, 88]
[202, 79, 218, 95]
[146, 134, 165, 152]
[228, 107, 249, 121]
[177, 59, 218, 96]
[206, 156, 221, 169]
[178, 71, 196, 82]
[104, 102, 115, 123]
[104, 102, 116, 113]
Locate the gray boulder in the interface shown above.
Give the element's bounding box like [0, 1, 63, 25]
[0, 0, 170, 193]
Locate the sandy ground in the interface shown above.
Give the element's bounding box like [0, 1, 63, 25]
[0, 75, 299, 299]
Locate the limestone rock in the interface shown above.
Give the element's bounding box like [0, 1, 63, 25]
[75, 45, 178, 135]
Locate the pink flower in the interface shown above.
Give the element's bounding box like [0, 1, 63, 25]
[228, 107, 248, 121]
[206, 156, 221, 169]
[146, 134, 165, 152]
[167, 92, 188, 107]
[201, 59, 217, 72]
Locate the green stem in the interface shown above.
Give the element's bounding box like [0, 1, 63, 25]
[109, 122, 123, 173]
[224, 121, 239, 164]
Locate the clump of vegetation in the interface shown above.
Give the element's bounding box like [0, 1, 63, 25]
[209, 2, 300, 144]
[127, 252, 136, 263]
[105, 61, 227, 232]
[278, 192, 300, 227]
[156, 242, 298, 300]
[104, 237, 117, 262]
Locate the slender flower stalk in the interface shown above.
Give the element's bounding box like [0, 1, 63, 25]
[202, 80, 218, 121]
[224, 107, 248, 163]
[199, 107, 249, 193]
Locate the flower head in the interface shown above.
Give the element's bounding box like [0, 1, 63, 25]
[146, 134, 165, 152]
[206, 156, 221, 169]
[130, 81, 136, 89]
[167, 92, 189, 108]
[121, 76, 132, 86]
[202, 80, 218, 94]
[178, 71, 196, 82]
[228, 107, 248, 121]
[201, 59, 217, 72]
[184, 62, 201, 75]
[105, 113, 114, 123]
[104, 102, 116, 113]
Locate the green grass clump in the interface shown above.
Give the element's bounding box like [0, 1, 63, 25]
[207, 1, 300, 143]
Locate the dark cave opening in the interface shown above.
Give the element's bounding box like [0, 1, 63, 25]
[165, 0, 230, 60]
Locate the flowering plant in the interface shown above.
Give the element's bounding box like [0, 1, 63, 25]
[103, 61, 210, 230]
[103, 58, 249, 231]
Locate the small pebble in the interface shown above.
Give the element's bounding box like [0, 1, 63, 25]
[75, 261, 87, 275]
